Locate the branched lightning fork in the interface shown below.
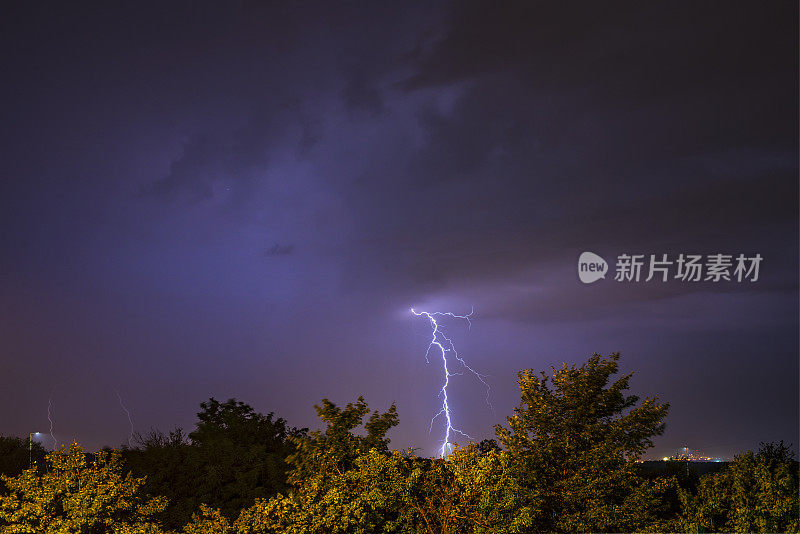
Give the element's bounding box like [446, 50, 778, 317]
[47, 396, 57, 449]
[115, 390, 135, 449]
[411, 307, 490, 458]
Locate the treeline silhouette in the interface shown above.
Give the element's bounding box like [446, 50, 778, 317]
[0, 353, 797, 533]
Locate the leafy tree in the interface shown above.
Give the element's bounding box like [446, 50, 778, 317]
[125, 398, 302, 530]
[285, 395, 398, 486]
[230, 396, 539, 534]
[0, 435, 47, 480]
[237, 449, 410, 533]
[188, 398, 301, 516]
[636, 458, 706, 525]
[474, 439, 500, 455]
[0, 443, 167, 533]
[445, 444, 537, 533]
[494, 352, 673, 532]
[756, 440, 796, 465]
[182, 504, 233, 534]
[124, 428, 195, 530]
[677, 442, 799, 533]
[380, 444, 537, 534]
[230, 396, 403, 533]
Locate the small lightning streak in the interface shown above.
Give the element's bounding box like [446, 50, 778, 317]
[411, 307, 490, 458]
[115, 390, 135, 449]
[47, 396, 57, 449]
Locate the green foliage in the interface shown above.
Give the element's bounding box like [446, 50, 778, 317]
[375, 444, 539, 534]
[677, 442, 799, 533]
[232, 438, 531, 533]
[285, 395, 398, 486]
[494, 352, 673, 532]
[446, 444, 537, 533]
[2, 356, 794, 534]
[243, 396, 402, 533]
[173, 355, 676, 533]
[188, 398, 301, 513]
[125, 398, 302, 530]
[123, 428, 194, 530]
[0, 435, 47, 481]
[233, 400, 531, 533]
[183, 504, 234, 534]
[239, 449, 409, 533]
[0, 443, 167, 534]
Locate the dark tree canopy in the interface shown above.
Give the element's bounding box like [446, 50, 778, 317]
[678, 442, 799, 533]
[3, 355, 796, 533]
[0, 435, 47, 480]
[124, 398, 304, 531]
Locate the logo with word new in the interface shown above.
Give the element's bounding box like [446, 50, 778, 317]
[578, 252, 608, 284]
[577, 252, 763, 284]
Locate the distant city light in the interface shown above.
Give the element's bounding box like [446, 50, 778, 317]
[662, 446, 724, 462]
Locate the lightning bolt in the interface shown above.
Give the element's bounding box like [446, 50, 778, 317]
[47, 396, 57, 449]
[115, 390, 135, 449]
[411, 307, 490, 458]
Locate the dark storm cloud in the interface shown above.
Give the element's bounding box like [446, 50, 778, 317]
[266, 244, 294, 256]
[404, 2, 795, 100]
[297, 114, 322, 157]
[0, 1, 795, 458]
[340, 52, 386, 115]
[146, 134, 222, 200]
[126, 2, 430, 204]
[333, 1, 797, 307]
[142, 101, 303, 202]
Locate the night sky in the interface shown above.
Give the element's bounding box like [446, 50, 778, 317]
[1, 1, 797, 460]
